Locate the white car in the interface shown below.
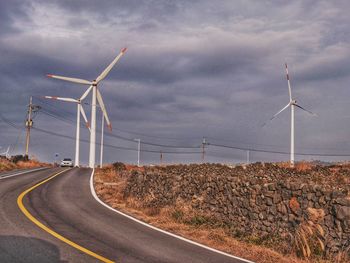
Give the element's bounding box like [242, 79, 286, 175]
[60, 158, 74, 167]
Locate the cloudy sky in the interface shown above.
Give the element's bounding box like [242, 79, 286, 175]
[1, 0, 350, 165]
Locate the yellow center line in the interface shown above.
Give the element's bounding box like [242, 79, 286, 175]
[17, 168, 115, 263]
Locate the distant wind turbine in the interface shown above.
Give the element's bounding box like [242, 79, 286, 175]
[0, 146, 11, 159]
[263, 63, 317, 167]
[44, 93, 91, 167]
[47, 47, 127, 168]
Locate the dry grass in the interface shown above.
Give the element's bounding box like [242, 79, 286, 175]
[0, 158, 48, 172]
[94, 166, 315, 263]
[16, 159, 48, 169]
[125, 164, 145, 172]
[294, 161, 316, 172]
[0, 159, 16, 172]
[275, 161, 315, 171]
[293, 221, 325, 259]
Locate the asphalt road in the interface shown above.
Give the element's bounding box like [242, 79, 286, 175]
[0, 168, 251, 263]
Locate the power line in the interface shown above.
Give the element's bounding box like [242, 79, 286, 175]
[4, 111, 350, 158]
[209, 143, 350, 157]
[40, 109, 76, 126]
[206, 136, 288, 150]
[37, 106, 201, 149]
[32, 127, 201, 155]
[206, 136, 350, 152]
[34, 96, 76, 118]
[0, 114, 24, 154]
[36, 97, 199, 142]
[108, 125, 200, 141]
[37, 105, 350, 154]
[105, 131, 200, 149]
[0, 114, 21, 130]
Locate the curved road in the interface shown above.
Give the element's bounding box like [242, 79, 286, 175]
[0, 168, 251, 263]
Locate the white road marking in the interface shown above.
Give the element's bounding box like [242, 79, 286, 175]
[0, 167, 48, 180]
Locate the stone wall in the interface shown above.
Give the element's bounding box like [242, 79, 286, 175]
[123, 163, 350, 254]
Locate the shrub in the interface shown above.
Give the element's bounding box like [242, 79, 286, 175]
[113, 162, 126, 173]
[11, 155, 28, 163]
[171, 209, 184, 222]
[187, 215, 209, 226]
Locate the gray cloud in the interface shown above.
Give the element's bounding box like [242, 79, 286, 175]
[0, 0, 30, 36]
[1, 0, 350, 165]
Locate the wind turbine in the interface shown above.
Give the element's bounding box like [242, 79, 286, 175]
[44, 92, 91, 167]
[0, 146, 11, 159]
[263, 63, 316, 167]
[47, 47, 127, 168]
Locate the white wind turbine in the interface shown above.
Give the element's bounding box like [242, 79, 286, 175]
[0, 146, 11, 159]
[43, 91, 91, 167]
[263, 63, 316, 167]
[47, 47, 127, 168]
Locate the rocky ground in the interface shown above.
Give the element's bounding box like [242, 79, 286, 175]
[94, 162, 350, 263]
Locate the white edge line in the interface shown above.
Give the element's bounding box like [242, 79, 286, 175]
[89, 168, 254, 263]
[0, 167, 49, 180]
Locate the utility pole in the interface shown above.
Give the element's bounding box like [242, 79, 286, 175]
[160, 151, 163, 165]
[25, 97, 33, 158]
[24, 96, 40, 159]
[135, 139, 141, 167]
[201, 137, 207, 163]
[247, 150, 250, 165]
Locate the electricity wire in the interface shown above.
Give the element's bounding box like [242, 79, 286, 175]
[3, 112, 350, 158]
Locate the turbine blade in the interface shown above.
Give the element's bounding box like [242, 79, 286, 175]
[44, 96, 78, 103]
[294, 104, 317, 116]
[95, 47, 127, 83]
[1, 146, 10, 156]
[80, 85, 93, 101]
[47, 74, 92, 85]
[262, 102, 290, 127]
[80, 105, 90, 130]
[6, 146, 10, 157]
[96, 89, 112, 131]
[1, 150, 8, 156]
[285, 63, 292, 101]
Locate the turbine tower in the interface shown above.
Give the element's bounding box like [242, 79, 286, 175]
[44, 91, 91, 167]
[47, 48, 127, 168]
[263, 63, 316, 167]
